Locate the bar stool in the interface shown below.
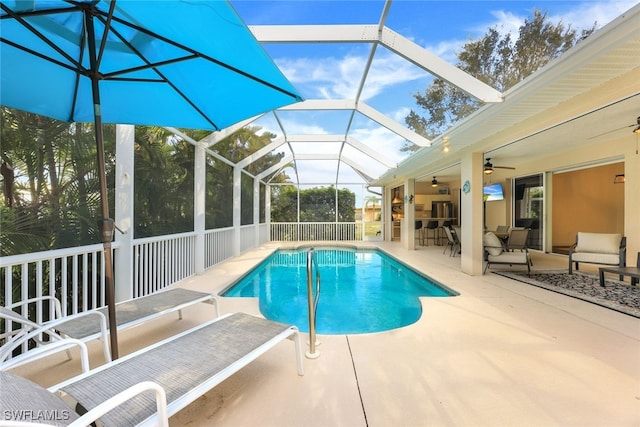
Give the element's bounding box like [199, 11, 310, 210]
[424, 220, 439, 246]
[415, 220, 424, 245]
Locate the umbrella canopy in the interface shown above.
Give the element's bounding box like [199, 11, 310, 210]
[1, 0, 302, 358]
[0, 0, 302, 130]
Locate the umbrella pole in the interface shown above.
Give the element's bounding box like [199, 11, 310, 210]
[94, 98, 119, 362]
[86, 10, 119, 360]
[94, 104, 119, 362]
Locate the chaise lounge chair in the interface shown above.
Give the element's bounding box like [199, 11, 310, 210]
[1, 288, 219, 369]
[1, 312, 304, 426]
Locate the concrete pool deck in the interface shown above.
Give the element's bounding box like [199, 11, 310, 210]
[11, 242, 640, 426]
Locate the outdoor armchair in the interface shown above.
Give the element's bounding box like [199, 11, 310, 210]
[484, 230, 531, 274]
[568, 232, 626, 275]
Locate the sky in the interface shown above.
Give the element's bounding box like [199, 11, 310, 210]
[227, 0, 639, 188]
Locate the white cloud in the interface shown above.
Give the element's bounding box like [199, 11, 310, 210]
[277, 51, 425, 101]
[547, 0, 639, 31]
[477, 0, 639, 39]
[421, 0, 639, 64]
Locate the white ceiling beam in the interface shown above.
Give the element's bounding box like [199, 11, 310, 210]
[235, 136, 287, 169]
[250, 24, 380, 43]
[346, 136, 397, 168]
[341, 155, 378, 181]
[198, 115, 262, 148]
[356, 102, 431, 147]
[287, 134, 345, 142]
[280, 99, 430, 147]
[379, 27, 503, 103]
[256, 155, 294, 181]
[353, 169, 375, 183]
[279, 99, 357, 111]
[294, 154, 340, 161]
[292, 153, 378, 180]
[251, 24, 503, 103]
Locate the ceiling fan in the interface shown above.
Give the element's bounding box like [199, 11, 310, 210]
[589, 116, 640, 140]
[483, 158, 515, 175]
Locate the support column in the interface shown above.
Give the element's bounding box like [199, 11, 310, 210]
[266, 184, 272, 243]
[625, 145, 640, 266]
[460, 152, 484, 275]
[233, 166, 241, 256]
[114, 124, 134, 301]
[403, 179, 416, 250]
[194, 142, 206, 274]
[253, 178, 260, 246]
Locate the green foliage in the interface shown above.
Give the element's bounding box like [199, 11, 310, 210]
[0, 109, 289, 253]
[1, 107, 114, 254]
[133, 127, 195, 238]
[404, 10, 595, 151]
[271, 186, 356, 223]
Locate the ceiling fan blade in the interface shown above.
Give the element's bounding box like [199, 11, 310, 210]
[494, 165, 516, 170]
[588, 123, 635, 140]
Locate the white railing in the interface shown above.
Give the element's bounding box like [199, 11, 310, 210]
[1, 243, 116, 355]
[132, 232, 196, 298]
[204, 227, 234, 268]
[1, 243, 116, 319]
[240, 225, 255, 253]
[259, 223, 269, 244]
[270, 222, 363, 241]
[272, 246, 357, 267]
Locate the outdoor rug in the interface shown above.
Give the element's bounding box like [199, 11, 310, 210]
[493, 270, 640, 318]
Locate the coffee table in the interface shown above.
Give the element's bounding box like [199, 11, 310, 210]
[598, 266, 640, 287]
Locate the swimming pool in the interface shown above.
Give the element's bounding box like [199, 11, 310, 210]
[221, 246, 458, 334]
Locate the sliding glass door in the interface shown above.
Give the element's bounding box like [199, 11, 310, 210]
[513, 174, 543, 250]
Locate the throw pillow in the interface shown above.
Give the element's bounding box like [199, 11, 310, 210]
[484, 232, 503, 256]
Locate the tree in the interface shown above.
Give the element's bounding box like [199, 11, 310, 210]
[404, 10, 595, 150]
[271, 186, 356, 223]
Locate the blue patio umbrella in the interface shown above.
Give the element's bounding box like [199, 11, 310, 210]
[0, 0, 302, 358]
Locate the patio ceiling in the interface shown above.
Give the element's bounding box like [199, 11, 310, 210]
[187, 0, 640, 189]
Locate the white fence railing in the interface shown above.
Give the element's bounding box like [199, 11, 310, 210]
[132, 232, 196, 298]
[270, 222, 363, 241]
[205, 227, 234, 268]
[1, 243, 117, 318]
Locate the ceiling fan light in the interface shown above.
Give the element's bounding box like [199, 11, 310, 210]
[483, 159, 493, 174]
[431, 176, 438, 187]
[633, 125, 640, 134]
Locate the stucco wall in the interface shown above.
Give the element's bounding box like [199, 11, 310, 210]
[552, 162, 625, 246]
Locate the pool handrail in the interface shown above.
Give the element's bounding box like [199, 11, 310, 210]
[306, 248, 321, 359]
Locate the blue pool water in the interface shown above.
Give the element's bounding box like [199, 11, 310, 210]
[221, 247, 458, 334]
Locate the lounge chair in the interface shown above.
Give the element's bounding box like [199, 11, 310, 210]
[484, 230, 531, 274]
[1, 288, 219, 369]
[1, 313, 304, 426]
[1, 300, 110, 370]
[1, 370, 169, 427]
